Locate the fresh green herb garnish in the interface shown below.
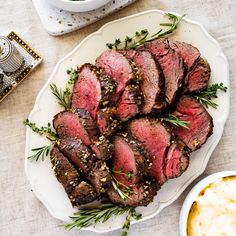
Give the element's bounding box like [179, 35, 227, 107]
[111, 178, 134, 200]
[27, 144, 53, 162]
[62, 203, 141, 236]
[193, 83, 228, 109]
[106, 13, 185, 50]
[112, 169, 135, 180]
[66, 68, 78, 85]
[160, 114, 189, 129]
[50, 69, 77, 109]
[24, 119, 57, 141]
[122, 208, 142, 236]
[24, 119, 57, 161]
[50, 83, 71, 109]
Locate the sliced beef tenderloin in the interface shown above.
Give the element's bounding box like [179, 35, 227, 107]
[90, 135, 114, 161]
[71, 64, 116, 119]
[143, 39, 184, 104]
[53, 110, 91, 146]
[185, 58, 211, 92]
[107, 179, 160, 207]
[128, 118, 171, 185]
[72, 63, 101, 120]
[172, 95, 213, 151]
[74, 108, 99, 137]
[99, 71, 117, 107]
[168, 40, 200, 70]
[164, 140, 190, 180]
[97, 107, 121, 137]
[53, 110, 113, 161]
[50, 146, 98, 206]
[58, 137, 111, 193]
[116, 84, 142, 121]
[96, 50, 137, 99]
[121, 49, 166, 114]
[112, 133, 150, 186]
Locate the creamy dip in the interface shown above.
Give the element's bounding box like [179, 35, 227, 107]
[187, 176, 236, 236]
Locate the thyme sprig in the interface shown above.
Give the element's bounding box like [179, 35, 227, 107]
[193, 83, 228, 109]
[24, 119, 57, 161]
[160, 114, 189, 129]
[62, 203, 142, 236]
[24, 119, 57, 141]
[27, 144, 53, 162]
[106, 13, 185, 50]
[50, 83, 71, 109]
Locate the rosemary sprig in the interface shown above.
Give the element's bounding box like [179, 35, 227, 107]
[193, 83, 228, 109]
[50, 83, 71, 109]
[62, 203, 142, 236]
[106, 13, 185, 50]
[50, 68, 77, 109]
[28, 144, 53, 162]
[24, 119, 57, 141]
[160, 114, 189, 129]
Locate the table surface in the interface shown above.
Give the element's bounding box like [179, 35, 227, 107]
[1, 0, 236, 235]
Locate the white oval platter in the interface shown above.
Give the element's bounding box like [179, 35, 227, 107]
[25, 9, 230, 233]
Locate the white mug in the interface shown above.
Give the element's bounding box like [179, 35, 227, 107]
[0, 36, 24, 73]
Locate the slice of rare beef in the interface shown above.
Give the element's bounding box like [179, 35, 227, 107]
[121, 49, 165, 114]
[53, 110, 113, 161]
[95, 50, 135, 98]
[50, 146, 98, 206]
[168, 39, 200, 70]
[185, 58, 211, 92]
[58, 137, 111, 193]
[172, 95, 213, 151]
[72, 64, 116, 119]
[164, 140, 190, 180]
[112, 133, 150, 186]
[116, 84, 142, 121]
[74, 108, 99, 137]
[107, 179, 159, 207]
[128, 118, 171, 185]
[53, 110, 91, 146]
[71, 63, 101, 120]
[143, 39, 184, 104]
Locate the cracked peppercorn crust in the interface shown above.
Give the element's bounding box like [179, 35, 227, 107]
[50, 146, 98, 206]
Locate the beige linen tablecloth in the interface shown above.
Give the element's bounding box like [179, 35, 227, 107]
[1, 0, 236, 235]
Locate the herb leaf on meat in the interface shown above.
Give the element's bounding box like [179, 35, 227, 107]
[62, 203, 142, 236]
[193, 83, 228, 109]
[106, 13, 185, 50]
[160, 114, 189, 129]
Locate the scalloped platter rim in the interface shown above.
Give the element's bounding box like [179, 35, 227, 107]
[25, 9, 230, 233]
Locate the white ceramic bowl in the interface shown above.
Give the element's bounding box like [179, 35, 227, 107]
[179, 171, 236, 236]
[47, 0, 111, 12]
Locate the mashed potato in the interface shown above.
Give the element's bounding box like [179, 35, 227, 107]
[187, 176, 236, 236]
